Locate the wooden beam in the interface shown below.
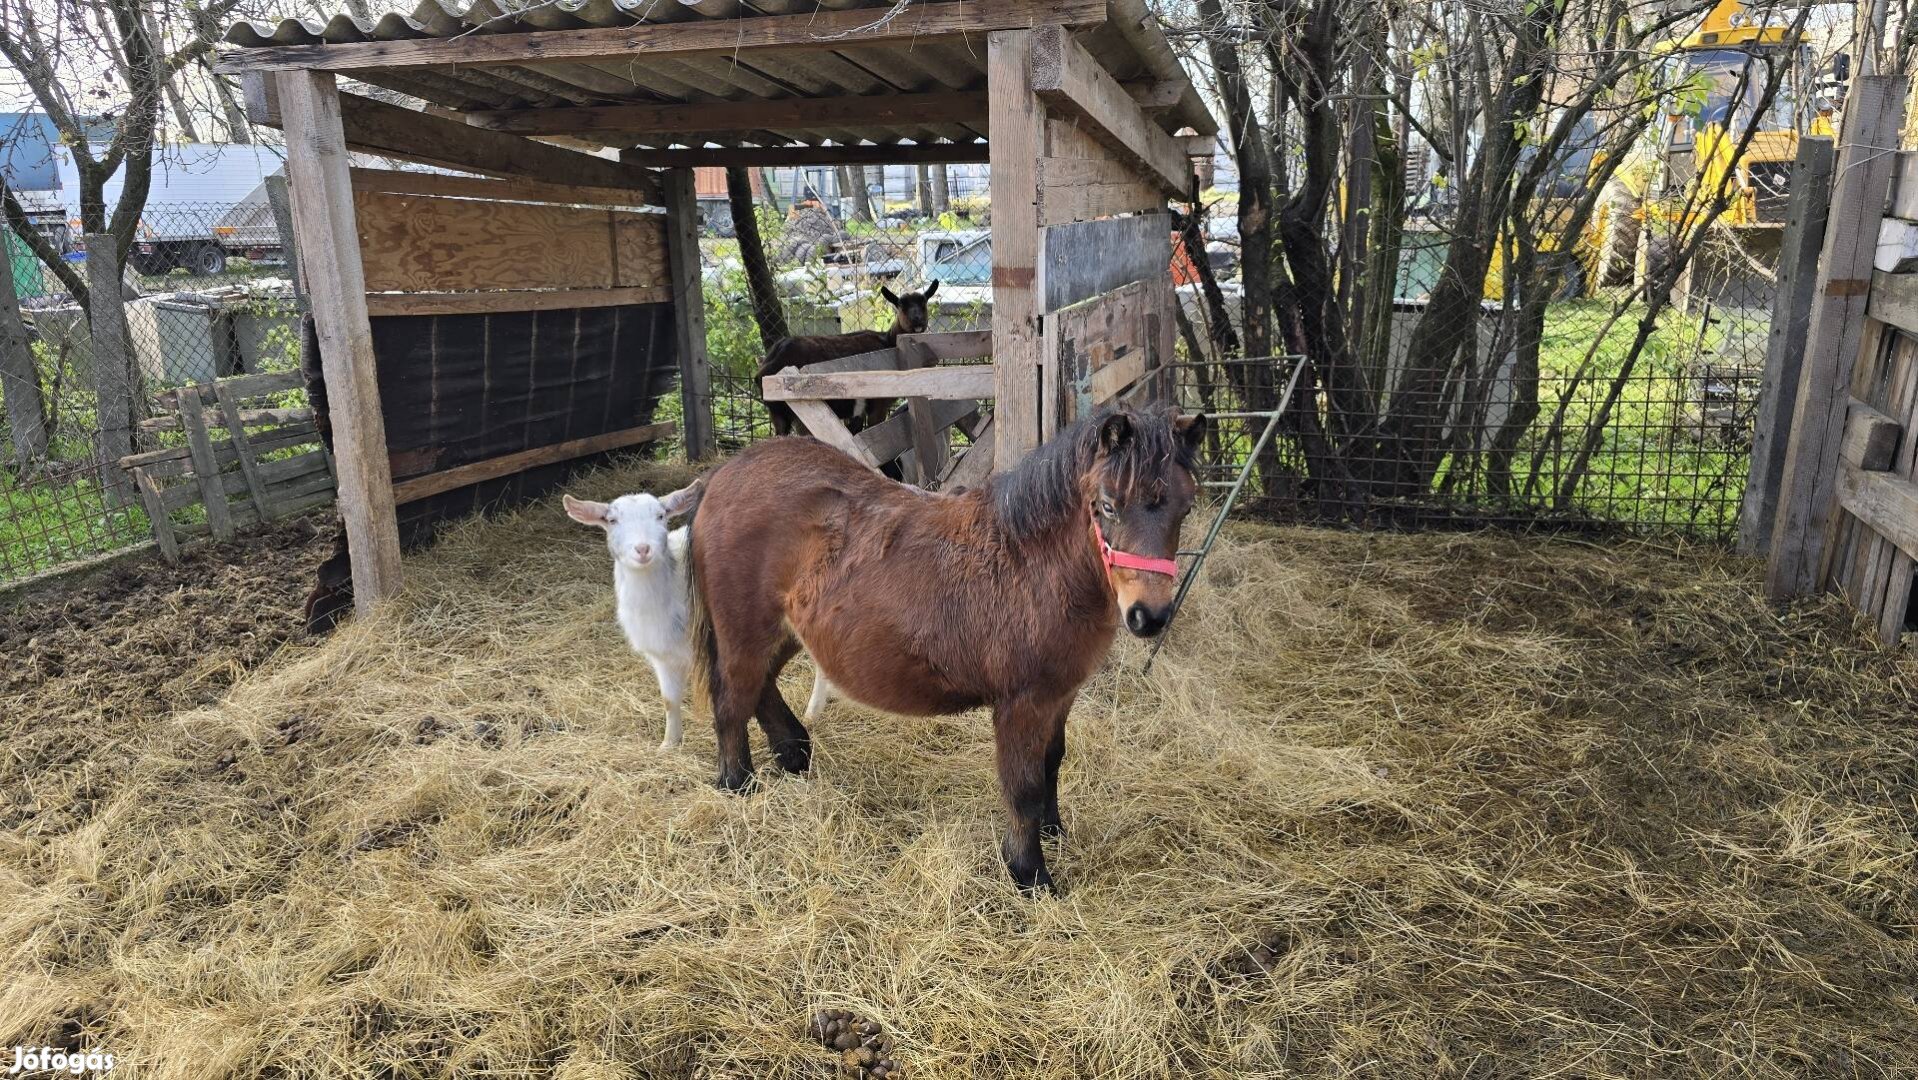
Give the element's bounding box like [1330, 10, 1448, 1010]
[1867, 268, 1918, 336]
[1768, 74, 1907, 601]
[856, 396, 976, 467]
[788, 399, 881, 468]
[1837, 462, 1918, 561]
[364, 286, 671, 317]
[762, 365, 996, 401]
[277, 70, 404, 613]
[1739, 136, 1834, 556]
[1028, 25, 1191, 195]
[393, 421, 674, 504]
[252, 81, 662, 198]
[662, 169, 715, 460]
[989, 28, 1045, 473]
[618, 142, 989, 168]
[465, 91, 989, 136]
[215, 0, 1106, 73]
[1841, 399, 1903, 471]
[1037, 155, 1163, 227]
[1124, 80, 1185, 112]
[349, 167, 658, 209]
[896, 330, 992, 360]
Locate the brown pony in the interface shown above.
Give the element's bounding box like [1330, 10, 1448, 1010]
[756, 281, 939, 437]
[688, 405, 1205, 891]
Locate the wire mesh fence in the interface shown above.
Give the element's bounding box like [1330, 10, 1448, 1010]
[0, 202, 305, 583]
[1169, 200, 1777, 540]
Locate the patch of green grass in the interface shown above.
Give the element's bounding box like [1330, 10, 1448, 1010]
[0, 469, 150, 582]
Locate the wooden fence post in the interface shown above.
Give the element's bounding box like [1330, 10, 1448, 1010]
[0, 233, 47, 469]
[1767, 74, 1906, 600]
[278, 69, 403, 612]
[263, 172, 305, 307]
[84, 233, 135, 506]
[662, 167, 715, 460]
[989, 28, 1045, 473]
[1738, 136, 1835, 555]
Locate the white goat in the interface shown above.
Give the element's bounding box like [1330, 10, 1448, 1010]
[565, 484, 702, 750]
[566, 482, 837, 749]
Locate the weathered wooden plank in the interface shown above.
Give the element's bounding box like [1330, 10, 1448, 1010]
[1088, 346, 1149, 404]
[1867, 268, 1918, 336]
[662, 169, 714, 460]
[133, 468, 180, 562]
[151, 369, 303, 408]
[1028, 25, 1190, 194]
[945, 417, 997, 490]
[174, 476, 338, 536]
[897, 337, 953, 484]
[216, 0, 1106, 72]
[897, 331, 991, 360]
[354, 191, 667, 293]
[761, 365, 997, 402]
[1039, 212, 1171, 312]
[620, 143, 992, 168]
[363, 286, 671, 317]
[1037, 155, 1164, 227]
[1891, 150, 1918, 222]
[141, 405, 313, 433]
[212, 380, 275, 519]
[390, 420, 674, 504]
[788, 399, 880, 468]
[348, 167, 659, 209]
[1838, 463, 1918, 560]
[1841, 399, 1903, 471]
[178, 389, 235, 541]
[466, 91, 990, 135]
[121, 423, 319, 473]
[856, 397, 977, 467]
[279, 69, 405, 612]
[1768, 74, 1907, 601]
[158, 449, 332, 513]
[989, 28, 1044, 473]
[1739, 136, 1835, 555]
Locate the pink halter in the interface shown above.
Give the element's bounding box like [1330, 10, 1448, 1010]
[1090, 507, 1179, 580]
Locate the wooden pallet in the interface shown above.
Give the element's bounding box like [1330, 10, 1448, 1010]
[119, 370, 335, 561]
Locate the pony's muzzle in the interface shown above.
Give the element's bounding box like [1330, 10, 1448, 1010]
[1125, 602, 1171, 638]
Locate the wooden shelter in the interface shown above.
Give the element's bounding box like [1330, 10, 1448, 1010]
[217, 0, 1214, 614]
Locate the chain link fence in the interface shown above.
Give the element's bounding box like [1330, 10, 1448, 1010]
[0, 202, 305, 584]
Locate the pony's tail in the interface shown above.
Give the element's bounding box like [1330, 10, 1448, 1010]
[685, 500, 721, 717]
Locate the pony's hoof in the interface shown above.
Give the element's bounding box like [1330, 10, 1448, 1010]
[715, 766, 756, 793]
[773, 739, 812, 775]
[660, 738, 682, 752]
[1040, 818, 1066, 840]
[1007, 860, 1057, 895]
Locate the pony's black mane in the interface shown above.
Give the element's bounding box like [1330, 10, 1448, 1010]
[988, 406, 1193, 544]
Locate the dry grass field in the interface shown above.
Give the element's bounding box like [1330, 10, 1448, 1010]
[3, 458, 1914, 1078]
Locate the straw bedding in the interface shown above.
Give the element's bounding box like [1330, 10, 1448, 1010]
[2, 457, 1914, 1078]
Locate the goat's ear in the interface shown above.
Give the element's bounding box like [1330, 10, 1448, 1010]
[923, 279, 939, 299]
[1173, 411, 1206, 453]
[563, 494, 611, 528]
[880, 286, 900, 306]
[1099, 412, 1134, 454]
[660, 478, 703, 519]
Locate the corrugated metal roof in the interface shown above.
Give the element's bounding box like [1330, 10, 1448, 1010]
[221, 1, 1197, 150]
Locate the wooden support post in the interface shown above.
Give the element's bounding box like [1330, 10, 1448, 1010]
[277, 69, 403, 613]
[179, 387, 235, 541]
[84, 234, 134, 507]
[989, 28, 1046, 473]
[1739, 137, 1835, 555]
[662, 168, 716, 460]
[898, 336, 951, 484]
[132, 468, 179, 561]
[1767, 75, 1906, 600]
[212, 381, 275, 520]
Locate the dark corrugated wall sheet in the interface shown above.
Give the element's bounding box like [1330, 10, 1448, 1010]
[301, 303, 679, 630]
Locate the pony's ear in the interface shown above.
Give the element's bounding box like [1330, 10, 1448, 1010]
[563, 494, 611, 528]
[923, 279, 939, 299]
[1099, 412, 1134, 454]
[880, 286, 901, 306]
[1173, 411, 1207, 452]
[660, 478, 703, 519]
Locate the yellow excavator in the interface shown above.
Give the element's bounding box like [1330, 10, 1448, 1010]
[1620, 0, 1843, 291]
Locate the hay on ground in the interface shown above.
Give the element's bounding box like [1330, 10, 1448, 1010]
[3, 456, 1915, 1078]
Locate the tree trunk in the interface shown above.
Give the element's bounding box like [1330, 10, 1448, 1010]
[0, 235, 47, 470]
[839, 165, 871, 223]
[85, 234, 135, 504]
[728, 166, 788, 351]
[210, 68, 253, 144]
[931, 165, 951, 212]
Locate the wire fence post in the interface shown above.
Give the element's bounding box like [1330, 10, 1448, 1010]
[85, 233, 136, 508]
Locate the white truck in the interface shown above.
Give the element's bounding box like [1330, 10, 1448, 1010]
[56, 142, 287, 276]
